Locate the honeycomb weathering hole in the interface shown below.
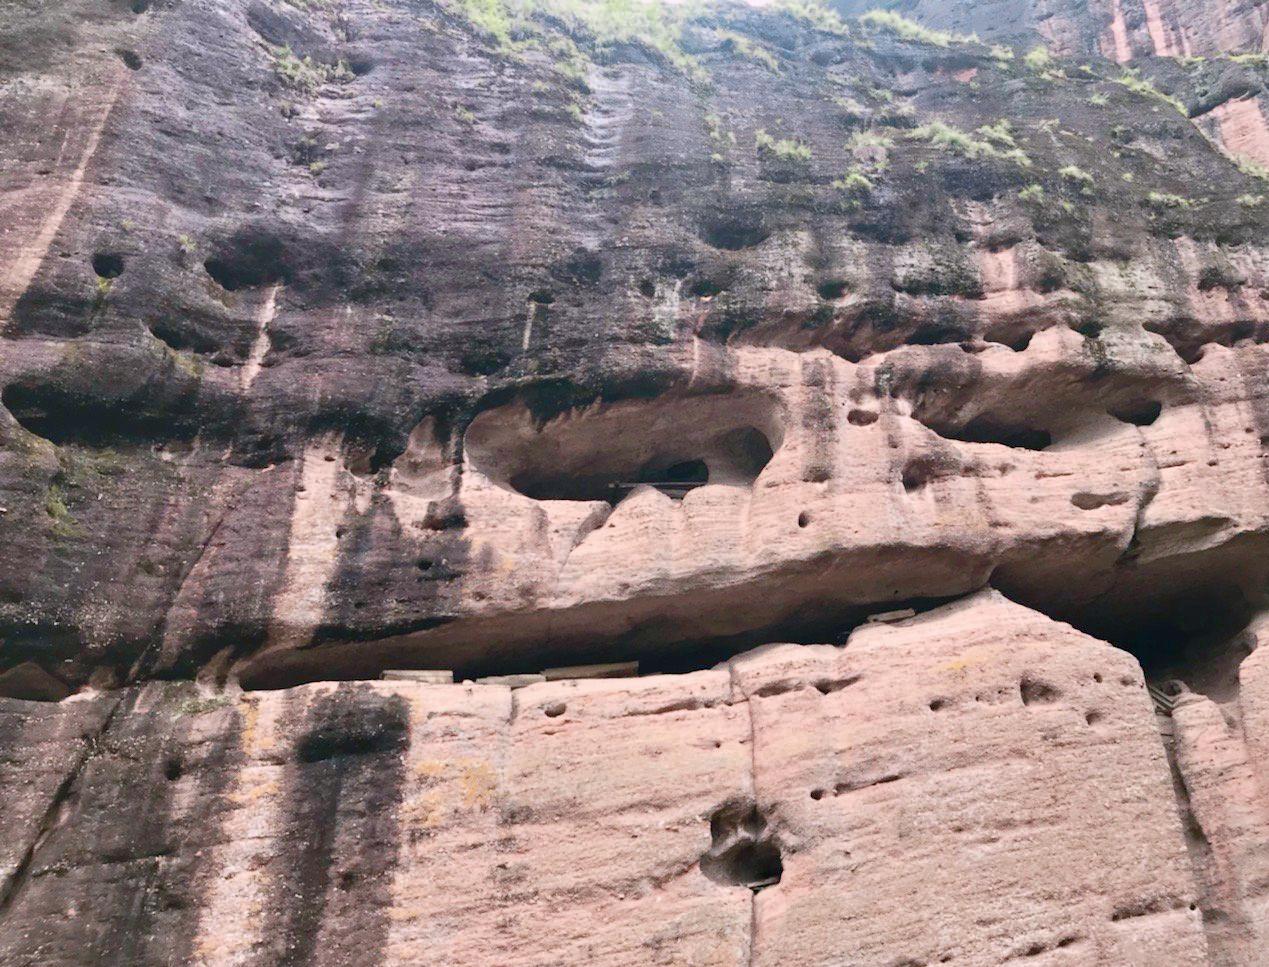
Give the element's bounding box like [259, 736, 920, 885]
[700, 801, 783, 890]
[92, 253, 124, 279]
[464, 391, 784, 504]
[203, 231, 289, 291]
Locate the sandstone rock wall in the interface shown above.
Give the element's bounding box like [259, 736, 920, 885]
[830, 0, 1269, 60]
[5, 0, 1269, 963]
[7, 593, 1262, 965]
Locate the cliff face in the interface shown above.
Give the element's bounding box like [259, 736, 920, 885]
[3, 0, 1269, 963]
[830, 0, 1269, 60]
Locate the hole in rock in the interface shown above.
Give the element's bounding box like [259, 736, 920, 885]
[1074, 321, 1104, 339]
[797, 511, 810, 528]
[699, 211, 771, 251]
[637, 279, 656, 298]
[465, 390, 783, 505]
[996, 554, 1261, 705]
[1093, 582, 1257, 703]
[935, 415, 1051, 451]
[148, 319, 219, 355]
[910, 324, 972, 347]
[817, 280, 849, 300]
[1070, 491, 1130, 510]
[1, 381, 196, 446]
[204, 232, 289, 291]
[528, 289, 555, 305]
[164, 757, 183, 781]
[901, 450, 959, 492]
[1108, 399, 1162, 426]
[847, 408, 878, 426]
[1020, 677, 1060, 705]
[700, 801, 782, 890]
[551, 249, 602, 286]
[687, 277, 725, 299]
[92, 253, 124, 279]
[0, 662, 72, 702]
[117, 49, 143, 70]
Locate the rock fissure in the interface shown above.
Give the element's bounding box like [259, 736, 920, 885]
[0, 692, 122, 919]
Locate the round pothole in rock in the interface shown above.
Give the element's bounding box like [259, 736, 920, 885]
[92, 253, 125, 279]
[700, 801, 783, 891]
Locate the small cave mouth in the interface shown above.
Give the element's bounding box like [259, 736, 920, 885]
[1108, 399, 1162, 427]
[1, 381, 196, 447]
[699, 211, 771, 251]
[92, 253, 125, 279]
[817, 280, 850, 301]
[204, 232, 290, 291]
[932, 414, 1052, 451]
[465, 390, 784, 505]
[700, 800, 783, 891]
[1096, 583, 1257, 702]
[996, 561, 1261, 706]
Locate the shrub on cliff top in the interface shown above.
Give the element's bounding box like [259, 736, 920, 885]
[272, 45, 352, 92]
[909, 121, 1030, 166]
[446, 0, 704, 78]
[1114, 70, 1187, 115]
[769, 0, 849, 36]
[716, 30, 781, 72]
[858, 9, 976, 47]
[756, 128, 812, 162]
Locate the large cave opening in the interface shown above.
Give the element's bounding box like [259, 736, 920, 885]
[1073, 582, 1257, 704]
[464, 390, 784, 505]
[996, 545, 1265, 705]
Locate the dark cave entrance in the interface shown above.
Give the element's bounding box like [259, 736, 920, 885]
[467, 392, 783, 506]
[997, 566, 1261, 705]
[1084, 583, 1256, 703]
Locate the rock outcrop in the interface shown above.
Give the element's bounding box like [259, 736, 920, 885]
[4, 592, 1257, 966]
[4, 0, 1269, 963]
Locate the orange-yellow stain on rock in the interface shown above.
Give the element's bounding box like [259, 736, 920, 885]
[939, 646, 998, 674]
[459, 761, 497, 808]
[401, 790, 447, 830]
[403, 758, 499, 829]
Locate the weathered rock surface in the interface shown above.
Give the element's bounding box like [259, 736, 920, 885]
[2, 592, 1255, 966]
[5, 0, 1269, 962]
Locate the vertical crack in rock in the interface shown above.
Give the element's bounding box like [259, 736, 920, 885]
[135, 492, 239, 683]
[1155, 717, 1229, 960]
[700, 690, 783, 967]
[0, 693, 122, 918]
[1120, 430, 1163, 562]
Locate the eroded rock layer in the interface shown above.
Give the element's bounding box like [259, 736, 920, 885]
[4, 0, 1269, 962]
[7, 593, 1265, 966]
